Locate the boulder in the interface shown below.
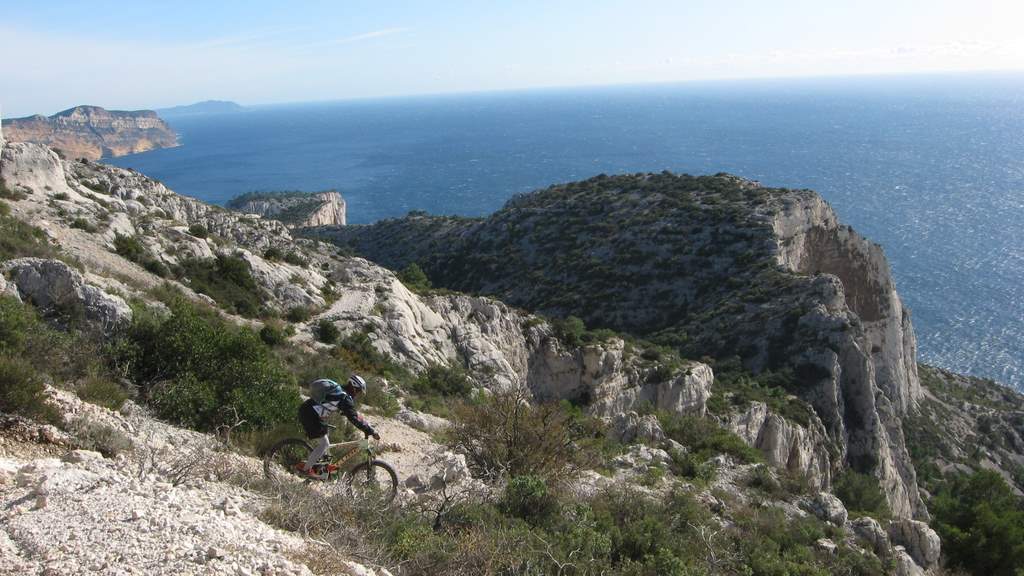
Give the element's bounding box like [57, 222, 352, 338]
[395, 409, 449, 433]
[893, 547, 926, 576]
[849, 516, 891, 556]
[888, 519, 940, 570]
[1, 258, 132, 333]
[814, 538, 837, 556]
[611, 411, 665, 444]
[429, 452, 469, 489]
[802, 492, 848, 526]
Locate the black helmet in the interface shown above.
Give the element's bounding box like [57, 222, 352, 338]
[348, 374, 367, 393]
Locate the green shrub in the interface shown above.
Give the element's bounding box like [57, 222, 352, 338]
[932, 470, 1024, 576]
[121, 297, 299, 430]
[0, 355, 59, 423]
[0, 202, 60, 260]
[263, 246, 284, 261]
[177, 254, 264, 318]
[283, 252, 308, 267]
[76, 376, 130, 411]
[315, 319, 339, 344]
[259, 322, 291, 347]
[834, 471, 891, 520]
[397, 263, 432, 294]
[501, 475, 559, 523]
[70, 217, 98, 233]
[552, 315, 586, 347]
[285, 305, 312, 323]
[411, 363, 472, 398]
[659, 412, 763, 464]
[113, 233, 146, 262]
[187, 224, 208, 239]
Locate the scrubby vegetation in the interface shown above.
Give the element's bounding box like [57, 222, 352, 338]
[931, 470, 1024, 576]
[0, 201, 62, 260]
[833, 471, 891, 521]
[397, 262, 432, 294]
[176, 254, 265, 317]
[119, 295, 299, 430]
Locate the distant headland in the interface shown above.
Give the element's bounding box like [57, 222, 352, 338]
[156, 100, 245, 118]
[1, 105, 177, 161]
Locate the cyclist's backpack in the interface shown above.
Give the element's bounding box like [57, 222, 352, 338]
[309, 379, 342, 404]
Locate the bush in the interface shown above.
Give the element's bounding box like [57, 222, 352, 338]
[263, 246, 284, 261]
[0, 355, 59, 423]
[447, 387, 587, 481]
[177, 255, 264, 318]
[501, 475, 559, 523]
[285, 306, 312, 323]
[552, 315, 586, 347]
[834, 471, 891, 520]
[397, 263, 432, 294]
[67, 419, 133, 457]
[283, 252, 308, 267]
[411, 363, 472, 398]
[659, 413, 763, 464]
[931, 470, 1024, 576]
[120, 297, 300, 431]
[0, 201, 60, 260]
[113, 233, 146, 262]
[76, 376, 130, 411]
[259, 322, 291, 347]
[188, 224, 208, 239]
[315, 319, 339, 344]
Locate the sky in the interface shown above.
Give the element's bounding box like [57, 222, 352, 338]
[2, 0, 1024, 116]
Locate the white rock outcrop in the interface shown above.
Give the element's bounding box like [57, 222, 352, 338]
[730, 402, 832, 490]
[2, 257, 132, 333]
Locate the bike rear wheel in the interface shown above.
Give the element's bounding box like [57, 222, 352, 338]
[345, 460, 398, 505]
[263, 438, 312, 481]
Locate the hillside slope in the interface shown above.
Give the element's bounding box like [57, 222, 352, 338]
[315, 173, 928, 518]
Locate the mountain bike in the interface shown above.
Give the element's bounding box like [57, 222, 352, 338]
[262, 424, 399, 505]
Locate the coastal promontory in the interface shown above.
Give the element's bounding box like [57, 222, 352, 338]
[1, 105, 177, 160]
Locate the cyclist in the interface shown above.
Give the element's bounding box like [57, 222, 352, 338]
[295, 374, 380, 478]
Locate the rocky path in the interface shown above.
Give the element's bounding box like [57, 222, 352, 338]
[0, 391, 429, 576]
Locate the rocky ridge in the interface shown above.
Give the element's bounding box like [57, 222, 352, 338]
[312, 173, 927, 518]
[2, 106, 178, 160]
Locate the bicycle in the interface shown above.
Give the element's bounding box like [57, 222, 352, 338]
[262, 424, 399, 505]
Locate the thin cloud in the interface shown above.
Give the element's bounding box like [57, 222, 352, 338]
[291, 27, 410, 51]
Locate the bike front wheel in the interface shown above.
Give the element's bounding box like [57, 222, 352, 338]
[263, 437, 312, 482]
[345, 460, 398, 505]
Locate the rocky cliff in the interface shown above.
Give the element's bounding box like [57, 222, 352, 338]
[314, 173, 928, 518]
[228, 191, 346, 227]
[1, 106, 177, 160]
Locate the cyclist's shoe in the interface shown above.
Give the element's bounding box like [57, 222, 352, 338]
[294, 463, 327, 480]
[324, 464, 339, 474]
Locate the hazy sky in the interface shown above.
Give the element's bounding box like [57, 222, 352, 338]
[2, 0, 1023, 116]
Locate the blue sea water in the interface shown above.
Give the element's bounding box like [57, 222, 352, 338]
[107, 73, 1024, 389]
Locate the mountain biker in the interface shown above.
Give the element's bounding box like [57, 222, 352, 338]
[295, 374, 380, 478]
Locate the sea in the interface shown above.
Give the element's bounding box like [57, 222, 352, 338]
[107, 72, 1024, 390]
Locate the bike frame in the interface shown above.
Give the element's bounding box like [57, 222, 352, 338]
[320, 437, 375, 475]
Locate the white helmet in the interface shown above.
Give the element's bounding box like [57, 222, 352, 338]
[347, 374, 367, 393]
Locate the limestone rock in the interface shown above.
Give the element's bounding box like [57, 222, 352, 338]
[888, 519, 940, 570]
[802, 492, 848, 526]
[2, 106, 177, 160]
[2, 258, 132, 333]
[395, 410, 449, 433]
[893, 547, 926, 576]
[611, 411, 665, 445]
[849, 516, 891, 556]
[730, 402, 831, 490]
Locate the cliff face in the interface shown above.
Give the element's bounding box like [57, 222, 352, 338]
[228, 191, 346, 227]
[1, 106, 177, 160]
[313, 173, 928, 518]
